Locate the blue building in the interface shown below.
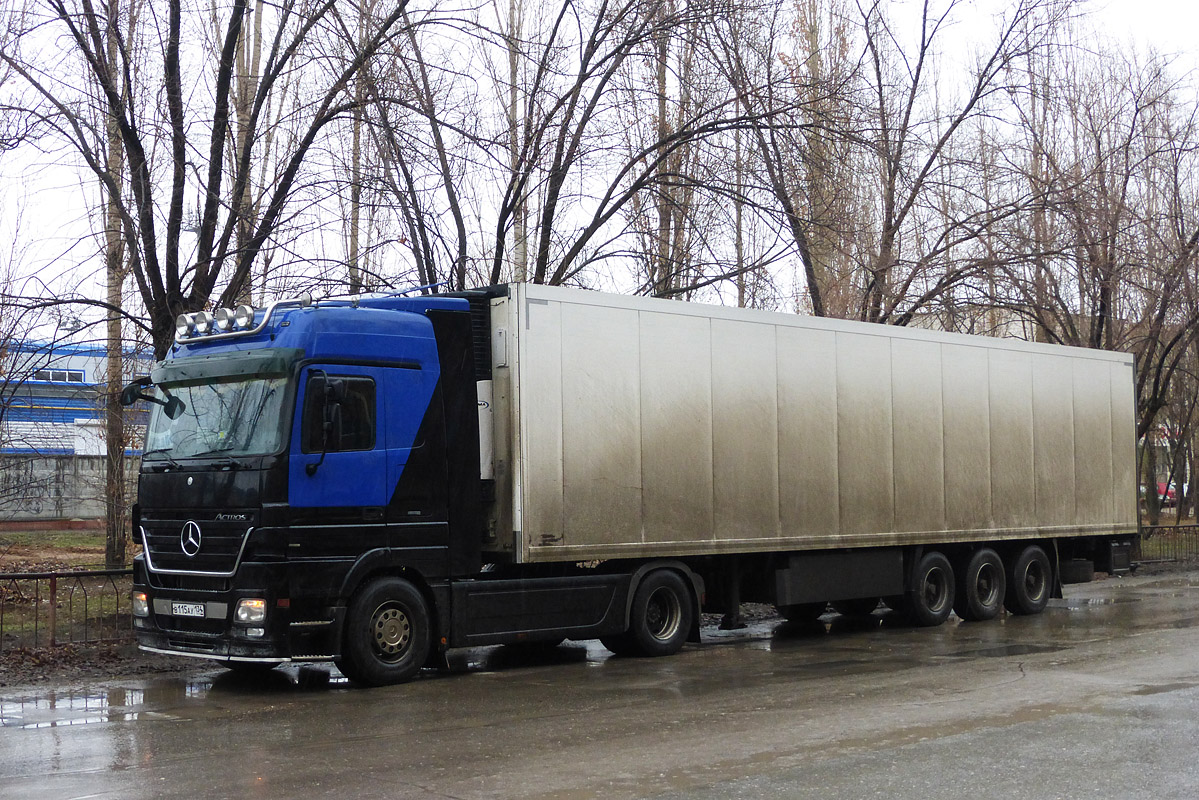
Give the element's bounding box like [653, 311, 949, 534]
[1, 341, 148, 456]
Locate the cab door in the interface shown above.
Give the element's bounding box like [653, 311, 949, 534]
[288, 365, 387, 515]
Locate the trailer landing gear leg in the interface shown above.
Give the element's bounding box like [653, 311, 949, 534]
[719, 558, 746, 630]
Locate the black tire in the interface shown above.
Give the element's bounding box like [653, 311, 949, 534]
[338, 577, 431, 686]
[953, 548, 1006, 622]
[626, 570, 694, 657]
[907, 551, 955, 627]
[831, 597, 880, 617]
[777, 602, 827, 622]
[1004, 545, 1051, 615]
[1059, 558, 1095, 585]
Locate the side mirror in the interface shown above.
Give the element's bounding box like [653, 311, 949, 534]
[119, 377, 152, 406]
[306, 372, 344, 476]
[120, 377, 187, 419]
[164, 395, 185, 420]
[325, 377, 347, 405]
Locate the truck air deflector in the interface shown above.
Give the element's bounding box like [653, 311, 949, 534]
[152, 348, 303, 384]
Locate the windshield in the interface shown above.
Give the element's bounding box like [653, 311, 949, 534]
[144, 376, 290, 460]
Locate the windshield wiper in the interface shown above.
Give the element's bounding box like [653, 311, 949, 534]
[186, 448, 242, 469]
[142, 447, 183, 470]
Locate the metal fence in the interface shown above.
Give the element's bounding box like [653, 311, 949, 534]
[0, 569, 133, 654]
[1138, 525, 1199, 564]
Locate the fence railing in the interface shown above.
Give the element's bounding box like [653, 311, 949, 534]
[1138, 525, 1199, 564]
[0, 568, 133, 654]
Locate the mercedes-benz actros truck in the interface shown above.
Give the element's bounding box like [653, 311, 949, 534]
[127, 283, 1137, 685]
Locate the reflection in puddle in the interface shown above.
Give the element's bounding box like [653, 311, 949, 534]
[1056, 597, 1139, 609]
[0, 687, 150, 730]
[0, 665, 353, 730]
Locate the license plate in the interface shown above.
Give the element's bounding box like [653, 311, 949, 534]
[172, 602, 206, 618]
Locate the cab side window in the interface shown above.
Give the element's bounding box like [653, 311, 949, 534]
[301, 375, 376, 453]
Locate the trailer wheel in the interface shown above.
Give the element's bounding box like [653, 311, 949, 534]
[338, 577, 431, 686]
[953, 548, 1006, 622]
[777, 602, 827, 623]
[907, 551, 955, 627]
[831, 597, 880, 617]
[626, 570, 693, 657]
[1004, 545, 1051, 615]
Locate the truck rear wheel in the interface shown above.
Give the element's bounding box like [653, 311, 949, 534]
[907, 551, 955, 627]
[1004, 545, 1051, 615]
[953, 548, 1006, 621]
[626, 570, 693, 657]
[339, 577, 431, 686]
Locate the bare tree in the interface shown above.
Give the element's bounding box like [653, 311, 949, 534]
[2, 1, 417, 358]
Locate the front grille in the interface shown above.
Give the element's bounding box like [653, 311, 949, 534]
[141, 518, 252, 576]
[146, 572, 232, 592]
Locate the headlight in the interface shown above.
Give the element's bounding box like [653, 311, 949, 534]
[132, 592, 149, 617]
[175, 313, 194, 338]
[235, 598, 267, 624]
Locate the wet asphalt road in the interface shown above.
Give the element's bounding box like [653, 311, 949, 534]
[3, 570, 1199, 799]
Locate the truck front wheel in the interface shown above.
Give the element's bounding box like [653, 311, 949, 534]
[626, 570, 693, 657]
[339, 577, 431, 686]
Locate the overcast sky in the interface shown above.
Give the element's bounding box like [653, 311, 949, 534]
[1098, 0, 1199, 71]
[2, 0, 1196, 338]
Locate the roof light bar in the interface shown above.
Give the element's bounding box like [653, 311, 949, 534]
[173, 294, 312, 344]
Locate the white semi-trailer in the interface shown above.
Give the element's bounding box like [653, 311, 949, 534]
[131, 283, 1138, 684]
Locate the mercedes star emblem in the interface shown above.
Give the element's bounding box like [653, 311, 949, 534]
[180, 520, 202, 557]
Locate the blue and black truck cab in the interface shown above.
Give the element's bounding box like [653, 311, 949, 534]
[129, 291, 490, 670]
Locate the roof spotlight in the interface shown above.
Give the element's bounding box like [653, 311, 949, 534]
[193, 311, 214, 335]
[233, 304, 255, 329]
[175, 313, 194, 339]
[213, 307, 234, 332]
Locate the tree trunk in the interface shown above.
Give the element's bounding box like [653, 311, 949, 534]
[103, 2, 127, 569]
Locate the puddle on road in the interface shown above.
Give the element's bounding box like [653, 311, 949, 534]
[1157, 617, 1199, 630]
[946, 643, 1066, 659]
[1055, 596, 1141, 609]
[0, 686, 158, 730]
[788, 658, 873, 674]
[0, 666, 348, 730]
[1131, 682, 1199, 696]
